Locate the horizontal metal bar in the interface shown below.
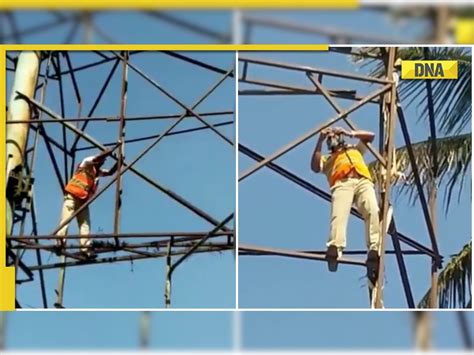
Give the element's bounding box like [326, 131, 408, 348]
[239, 245, 366, 267]
[49, 51, 144, 78]
[329, 47, 384, 60]
[161, 51, 234, 77]
[74, 120, 233, 152]
[9, 231, 234, 240]
[6, 110, 234, 124]
[240, 249, 428, 256]
[28, 245, 233, 272]
[239, 77, 379, 104]
[239, 56, 393, 85]
[11, 238, 229, 252]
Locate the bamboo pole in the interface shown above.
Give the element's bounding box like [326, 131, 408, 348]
[6, 51, 41, 235]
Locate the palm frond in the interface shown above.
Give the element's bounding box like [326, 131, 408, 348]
[418, 242, 472, 309]
[355, 47, 472, 135]
[368, 134, 471, 212]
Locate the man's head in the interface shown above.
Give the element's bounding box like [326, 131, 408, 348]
[325, 130, 346, 152]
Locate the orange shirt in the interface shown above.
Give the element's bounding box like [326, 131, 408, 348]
[321, 144, 372, 187]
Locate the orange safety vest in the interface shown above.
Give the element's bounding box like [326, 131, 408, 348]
[323, 147, 372, 187]
[65, 165, 97, 200]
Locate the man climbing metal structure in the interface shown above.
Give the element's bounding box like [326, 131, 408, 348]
[310, 48, 401, 308]
[310, 127, 381, 284]
[55, 147, 119, 259]
[238, 47, 443, 309]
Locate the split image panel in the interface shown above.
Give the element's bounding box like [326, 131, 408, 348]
[5, 50, 236, 309]
[237, 47, 472, 309]
[3, 46, 473, 313]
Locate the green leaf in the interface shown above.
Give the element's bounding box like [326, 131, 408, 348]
[418, 242, 472, 309]
[368, 133, 471, 212]
[355, 47, 472, 135]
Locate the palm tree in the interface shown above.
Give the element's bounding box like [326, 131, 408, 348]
[418, 242, 472, 308]
[357, 47, 472, 308]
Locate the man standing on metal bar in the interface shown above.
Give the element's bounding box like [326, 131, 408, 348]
[311, 127, 380, 280]
[55, 146, 119, 259]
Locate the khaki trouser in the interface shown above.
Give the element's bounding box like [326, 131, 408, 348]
[56, 193, 91, 251]
[327, 177, 380, 251]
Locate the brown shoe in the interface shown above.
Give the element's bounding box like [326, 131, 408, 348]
[54, 239, 65, 256]
[366, 250, 380, 284]
[325, 245, 339, 272]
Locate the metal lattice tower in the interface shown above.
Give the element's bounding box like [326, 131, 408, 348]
[6, 50, 236, 309]
[237, 47, 445, 309]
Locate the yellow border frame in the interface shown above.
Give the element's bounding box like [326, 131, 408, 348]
[1, 46, 15, 311]
[1, 1, 358, 10]
[4, 44, 329, 51]
[0, 44, 328, 311]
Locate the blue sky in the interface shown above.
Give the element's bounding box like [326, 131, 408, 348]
[238, 49, 472, 309]
[3, 311, 233, 350]
[6, 51, 236, 308]
[242, 10, 428, 44]
[3, 310, 472, 350]
[242, 311, 474, 350]
[1, 9, 428, 44]
[1, 11, 231, 44]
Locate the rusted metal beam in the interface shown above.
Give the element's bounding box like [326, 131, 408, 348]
[28, 245, 232, 272]
[239, 245, 366, 267]
[6, 110, 234, 124]
[113, 51, 128, 243]
[9, 231, 233, 240]
[375, 47, 397, 309]
[239, 56, 394, 85]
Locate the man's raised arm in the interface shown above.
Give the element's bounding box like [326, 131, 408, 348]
[311, 128, 330, 173]
[334, 127, 375, 144]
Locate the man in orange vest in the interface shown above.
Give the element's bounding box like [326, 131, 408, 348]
[311, 127, 380, 275]
[55, 147, 118, 258]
